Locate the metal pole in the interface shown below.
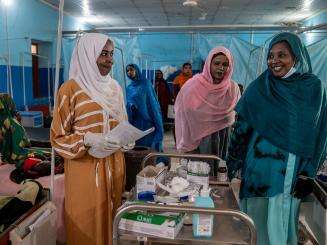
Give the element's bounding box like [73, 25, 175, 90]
[6, 57, 10, 95]
[4, 6, 13, 97]
[114, 47, 127, 100]
[0, 55, 9, 95]
[152, 61, 156, 89]
[94, 24, 298, 33]
[190, 32, 194, 64]
[250, 30, 254, 45]
[145, 59, 148, 79]
[297, 23, 327, 33]
[47, 59, 51, 112]
[113, 203, 257, 245]
[21, 53, 28, 110]
[50, 0, 65, 200]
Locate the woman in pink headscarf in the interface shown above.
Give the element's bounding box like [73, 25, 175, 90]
[174, 46, 240, 163]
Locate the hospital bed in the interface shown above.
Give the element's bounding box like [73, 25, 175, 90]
[0, 182, 50, 245]
[0, 164, 65, 244]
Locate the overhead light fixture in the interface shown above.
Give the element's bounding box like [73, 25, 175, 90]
[303, 0, 314, 9]
[79, 15, 103, 24]
[182, 0, 198, 7]
[2, 0, 13, 6]
[82, 0, 90, 16]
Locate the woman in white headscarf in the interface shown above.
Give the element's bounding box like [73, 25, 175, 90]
[50, 33, 128, 245]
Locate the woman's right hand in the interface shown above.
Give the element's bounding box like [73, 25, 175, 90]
[84, 132, 121, 158]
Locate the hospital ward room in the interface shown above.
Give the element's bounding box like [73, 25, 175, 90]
[0, 0, 326, 244]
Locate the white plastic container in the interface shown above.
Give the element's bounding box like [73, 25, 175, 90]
[19, 111, 43, 128]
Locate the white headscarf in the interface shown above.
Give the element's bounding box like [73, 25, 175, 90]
[69, 33, 127, 122]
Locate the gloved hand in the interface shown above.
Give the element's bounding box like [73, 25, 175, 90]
[121, 142, 135, 152]
[84, 132, 106, 147]
[84, 132, 120, 148]
[84, 132, 121, 158]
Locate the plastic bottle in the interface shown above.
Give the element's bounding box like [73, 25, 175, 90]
[192, 186, 214, 237]
[217, 160, 228, 182]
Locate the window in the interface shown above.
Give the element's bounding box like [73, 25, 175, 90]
[31, 44, 38, 55]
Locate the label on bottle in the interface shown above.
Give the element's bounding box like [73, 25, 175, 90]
[197, 214, 213, 236]
[217, 167, 228, 182]
[217, 172, 228, 182]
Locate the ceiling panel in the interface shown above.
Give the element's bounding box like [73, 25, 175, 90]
[42, 0, 326, 29]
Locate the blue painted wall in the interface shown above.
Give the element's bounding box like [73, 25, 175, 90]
[0, 0, 89, 109]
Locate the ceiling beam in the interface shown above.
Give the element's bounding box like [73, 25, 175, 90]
[296, 23, 327, 33]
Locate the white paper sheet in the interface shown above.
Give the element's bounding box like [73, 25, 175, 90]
[106, 121, 154, 146]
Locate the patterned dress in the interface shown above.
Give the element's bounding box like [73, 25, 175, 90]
[227, 115, 314, 244]
[0, 93, 30, 167]
[50, 80, 125, 245]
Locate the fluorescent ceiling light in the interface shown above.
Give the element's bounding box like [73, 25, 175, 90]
[82, 0, 90, 16]
[2, 0, 13, 6]
[183, 0, 198, 7]
[79, 15, 103, 24]
[303, 0, 314, 9]
[285, 12, 312, 21]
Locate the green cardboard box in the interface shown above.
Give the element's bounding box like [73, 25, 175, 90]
[119, 211, 185, 239]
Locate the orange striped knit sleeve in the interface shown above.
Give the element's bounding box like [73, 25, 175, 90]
[50, 81, 87, 159]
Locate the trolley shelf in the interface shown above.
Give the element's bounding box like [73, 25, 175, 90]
[114, 153, 257, 244]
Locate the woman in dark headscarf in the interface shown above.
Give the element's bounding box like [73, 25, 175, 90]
[154, 70, 171, 123]
[126, 64, 164, 152]
[227, 32, 327, 244]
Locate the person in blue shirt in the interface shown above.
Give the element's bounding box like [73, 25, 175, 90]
[227, 32, 327, 244]
[125, 64, 164, 152]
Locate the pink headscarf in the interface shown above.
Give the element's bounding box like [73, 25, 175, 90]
[175, 46, 241, 152]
